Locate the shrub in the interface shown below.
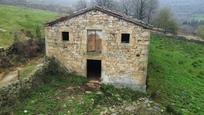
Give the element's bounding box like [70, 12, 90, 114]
[0, 57, 12, 68]
[25, 30, 34, 39]
[9, 39, 44, 58]
[35, 24, 42, 39]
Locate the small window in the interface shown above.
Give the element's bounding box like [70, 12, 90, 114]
[62, 32, 69, 41]
[121, 33, 130, 43]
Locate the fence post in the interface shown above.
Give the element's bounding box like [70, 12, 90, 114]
[17, 69, 20, 81]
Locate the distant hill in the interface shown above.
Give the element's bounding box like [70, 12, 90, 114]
[0, 0, 73, 13]
[159, 0, 204, 22]
[0, 4, 59, 47]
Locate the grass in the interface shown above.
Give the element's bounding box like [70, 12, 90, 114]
[19, 59, 42, 80]
[12, 74, 145, 115]
[148, 34, 204, 114]
[0, 4, 59, 47]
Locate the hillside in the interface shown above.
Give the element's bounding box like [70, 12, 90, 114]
[159, 0, 204, 22]
[4, 34, 204, 114]
[148, 34, 204, 114]
[0, 5, 59, 47]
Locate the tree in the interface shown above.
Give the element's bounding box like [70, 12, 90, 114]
[75, 0, 88, 10]
[81, 0, 158, 23]
[146, 0, 158, 23]
[120, 0, 132, 15]
[93, 0, 115, 10]
[129, 0, 158, 22]
[131, 0, 148, 21]
[153, 8, 178, 34]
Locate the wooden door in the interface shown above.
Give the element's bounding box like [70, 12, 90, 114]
[87, 30, 102, 53]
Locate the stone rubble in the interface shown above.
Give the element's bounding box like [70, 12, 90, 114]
[100, 98, 165, 115]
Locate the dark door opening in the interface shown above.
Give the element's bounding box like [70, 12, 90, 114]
[87, 60, 101, 80]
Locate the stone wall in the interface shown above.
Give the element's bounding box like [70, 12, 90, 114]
[0, 48, 12, 68]
[45, 10, 150, 92]
[0, 48, 8, 57]
[0, 58, 54, 113]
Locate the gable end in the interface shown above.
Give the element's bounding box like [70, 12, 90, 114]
[45, 6, 152, 29]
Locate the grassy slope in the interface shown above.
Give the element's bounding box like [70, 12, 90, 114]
[148, 34, 204, 114]
[0, 5, 58, 47]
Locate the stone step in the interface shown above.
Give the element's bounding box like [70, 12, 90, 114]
[86, 80, 101, 89]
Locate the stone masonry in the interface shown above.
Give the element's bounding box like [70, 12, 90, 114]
[45, 6, 150, 92]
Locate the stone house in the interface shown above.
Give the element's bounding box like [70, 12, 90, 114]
[45, 6, 151, 92]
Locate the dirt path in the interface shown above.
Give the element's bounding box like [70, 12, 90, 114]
[0, 70, 18, 88]
[0, 57, 43, 88]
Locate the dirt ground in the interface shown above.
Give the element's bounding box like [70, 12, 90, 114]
[0, 70, 18, 88]
[0, 57, 43, 88]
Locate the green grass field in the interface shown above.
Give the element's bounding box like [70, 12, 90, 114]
[0, 5, 59, 47]
[148, 34, 204, 114]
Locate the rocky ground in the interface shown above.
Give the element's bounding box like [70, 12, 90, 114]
[99, 98, 165, 115]
[86, 82, 165, 115]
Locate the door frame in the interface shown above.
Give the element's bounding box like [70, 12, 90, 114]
[86, 59, 102, 80]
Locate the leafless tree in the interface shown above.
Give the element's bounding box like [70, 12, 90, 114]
[146, 0, 159, 23]
[119, 0, 132, 15]
[75, 0, 88, 10]
[86, 0, 158, 23]
[93, 0, 115, 9]
[131, 0, 148, 20]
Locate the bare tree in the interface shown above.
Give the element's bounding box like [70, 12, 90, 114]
[75, 0, 88, 10]
[93, 0, 115, 9]
[146, 0, 159, 23]
[138, 0, 147, 20]
[128, 0, 158, 22]
[119, 0, 132, 15]
[88, 0, 158, 23]
[132, 0, 148, 20]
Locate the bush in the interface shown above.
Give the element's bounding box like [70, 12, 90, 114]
[9, 39, 44, 58]
[166, 105, 182, 115]
[25, 30, 34, 39]
[153, 8, 178, 34]
[0, 57, 12, 68]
